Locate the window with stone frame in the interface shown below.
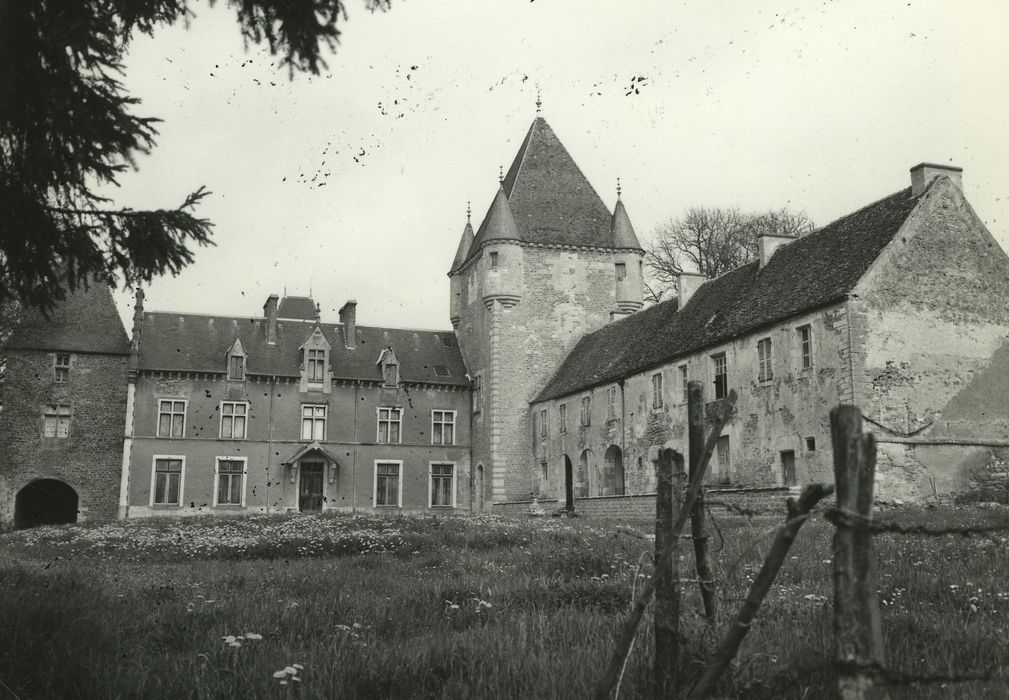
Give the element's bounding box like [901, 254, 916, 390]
[157, 400, 186, 438]
[757, 337, 773, 383]
[216, 458, 245, 506]
[375, 462, 401, 506]
[559, 403, 567, 434]
[430, 463, 455, 507]
[220, 401, 248, 439]
[228, 354, 245, 381]
[607, 386, 617, 420]
[43, 404, 71, 438]
[615, 262, 626, 280]
[679, 364, 688, 404]
[54, 353, 71, 383]
[152, 457, 183, 506]
[797, 325, 813, 369]
[377, 407, 402, 444]
[652, 372, 663, 409]
[711, 353, 728, 400]
[301, 404, 326, 441]
[580, 396, 591, 427]
[539, 408, 548, 437]
[431, 410, 455, 445]
[472, 373, 482, 413]
[307, 349, 326, 383]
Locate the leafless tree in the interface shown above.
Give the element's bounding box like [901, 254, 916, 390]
[643, 206, 814, 304]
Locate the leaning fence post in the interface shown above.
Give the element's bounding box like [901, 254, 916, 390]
[687, 380, 718, 621]
[830, 406, 888, 700]
[652, 446, 685, 697]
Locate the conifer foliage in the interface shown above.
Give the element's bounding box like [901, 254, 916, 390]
[0, 0, 388, 312]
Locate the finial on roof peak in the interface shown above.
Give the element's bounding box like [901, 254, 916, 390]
[314, 302, 321, 323]
[616, 177, 622, 200]
[466, 201, 472, 224]
[536, 86, 542, 115]
[498, 164, 503, 183]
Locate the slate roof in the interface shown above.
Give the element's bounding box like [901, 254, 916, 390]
[535, 187, 923, 402]
[137, 312, 469, 386]
[5, 282, 130, 355]
[277, 296, 317, 320]
[458, 117, 641, 270]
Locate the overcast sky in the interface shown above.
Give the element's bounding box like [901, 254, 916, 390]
[109, 0, 1009, 331]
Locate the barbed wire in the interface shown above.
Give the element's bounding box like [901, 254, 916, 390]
[824, 507, 1009, 537]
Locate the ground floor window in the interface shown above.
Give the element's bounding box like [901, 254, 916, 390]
[375, 462, 401, 507]
[430, 463, 455, 507]
[152, 457, 183, 506]
[216, 458, 246, 506]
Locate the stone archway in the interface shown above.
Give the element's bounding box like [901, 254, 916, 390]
[475, 464, 485, 512]
[14, 479, 79, 529]
[604, 445, 626, 496]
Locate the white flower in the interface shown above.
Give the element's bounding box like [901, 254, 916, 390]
[245, 633, 263, 640]
[273, 670, 288, 679]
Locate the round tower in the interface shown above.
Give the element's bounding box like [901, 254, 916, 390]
[612, 195, 644, 313]
[479, 185, 523, 310]
[448, 205, 475, 328]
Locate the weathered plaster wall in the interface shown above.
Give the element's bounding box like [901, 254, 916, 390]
[455, 243, 638, 504]
[853, 178, 1009, 499]
[531, 305, 851, 497]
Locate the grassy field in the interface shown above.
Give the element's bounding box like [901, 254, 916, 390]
[1, 506, 1007, 699]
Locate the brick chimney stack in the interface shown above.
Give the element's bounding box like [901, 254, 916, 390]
[910, 162, 963, 197]
[264, 294, 279, 345]
[339, 300, 357, 349]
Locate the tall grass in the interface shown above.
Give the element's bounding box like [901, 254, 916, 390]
[1, 507, 1006, 698]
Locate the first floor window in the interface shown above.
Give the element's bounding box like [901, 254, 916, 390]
[652, 372, 663, 409]
[712, 353, 728, 399]
[158, 399, 186, 437]
[54, 353, 70, 383]
[43, 405, 71, 438]
[615, 262, 626, 280]
[153, 458, 182, 505]
[757, 337, 773, 383]
[378, 407, 402, 444]
[559, 404, 567, 433]
[301, 405, 326, 440]
[216, 459, 245, 505]
[431, 410, 455, 445]
[580, 396, 591, 426]
[220, 401, 248, 439]
[679, 364, 689, 404]
[607, 386, 617, 420]
[539, 408, 548, 437]
[375, 462, 401, 506]
[798, 325, 813, 369]
[430, 463, 454, 507]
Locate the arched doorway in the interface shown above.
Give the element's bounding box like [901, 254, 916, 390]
[562, 455, 574, 511]
[14, 479, 79, 529]
[604, 446, 626, 496]
[475, 464, 485, 512]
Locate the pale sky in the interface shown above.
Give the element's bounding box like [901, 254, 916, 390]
[109, 0, 1009, 331]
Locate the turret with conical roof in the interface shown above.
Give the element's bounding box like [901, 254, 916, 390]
[448, 113, 646, 509]
[449, 209, 475, 327]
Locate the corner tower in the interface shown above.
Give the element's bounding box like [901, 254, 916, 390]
[448, 116, 644, 508]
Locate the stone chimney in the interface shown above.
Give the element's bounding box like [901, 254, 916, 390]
[677, 272, 707, 309]
[264, 294, 279, 345]
[758, 234, 795, 269]
[910, 162, 963, 197]
[339, 299, 357, 349]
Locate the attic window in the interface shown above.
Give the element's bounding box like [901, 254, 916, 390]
[442, 337, 454, 347]
[383, 360, 399, 386]
[434, 365, 451, 377]
[54, 353, 71, 383]
[228, 355, 245, 381]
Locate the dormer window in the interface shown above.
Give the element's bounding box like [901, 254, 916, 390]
[307, 349, 325, 383]
[377, 346, 400, 387]
[226, 338, 247, 381]
[54, 353, 71, 383]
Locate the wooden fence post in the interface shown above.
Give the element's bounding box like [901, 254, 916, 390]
[687, 380, 717, 621]
[830, 406, 888, 700]
[653, 446, 685, 697]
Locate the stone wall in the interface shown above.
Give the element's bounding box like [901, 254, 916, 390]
[0, 350, 129, 524]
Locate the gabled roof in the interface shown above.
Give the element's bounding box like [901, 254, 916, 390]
[137, 312, 469, 386]
[5, 281, 130, 355]
[277, 296, 317, 320]
[535, 186, 924, 402]
[282, 441, 341, 466]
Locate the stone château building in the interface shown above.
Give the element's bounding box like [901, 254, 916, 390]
[2, 114, 1007, 526]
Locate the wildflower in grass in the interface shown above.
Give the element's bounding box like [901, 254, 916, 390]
[274, 664, 304, 685]
[245, 632, 263, 640]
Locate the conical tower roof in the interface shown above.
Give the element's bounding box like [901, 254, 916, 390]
[450, 219, 475, 274]
[611, 198, 642, 249]
[470, 184, 522, 250]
